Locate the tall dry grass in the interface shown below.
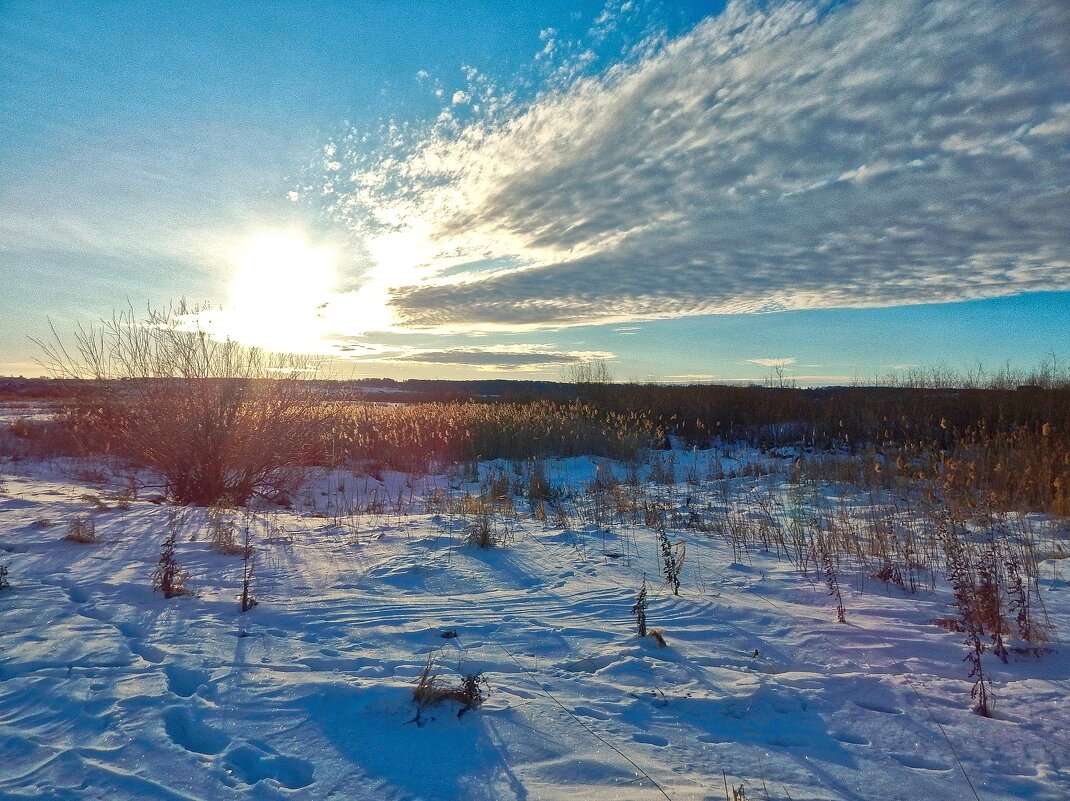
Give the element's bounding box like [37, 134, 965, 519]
[323, 400, 657, 472]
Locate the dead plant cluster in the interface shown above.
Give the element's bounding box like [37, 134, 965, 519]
[412, 652, 488, 724]
[152, 514, 189, 598]
[63, 517, 97, 544]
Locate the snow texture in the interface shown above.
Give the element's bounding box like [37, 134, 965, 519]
[0, 451, 1067, 800]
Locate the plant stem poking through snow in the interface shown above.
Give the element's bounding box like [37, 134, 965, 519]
[152, 512, 189, 599]
[657, 521, 684, 596]
[239, 524, 257, 613]
[822, 551, 847, 624]
[632, 574, 648, 638]
[941, 519, 994, 717]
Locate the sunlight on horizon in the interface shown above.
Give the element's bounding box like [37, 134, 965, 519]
[222, 230, 339, 354]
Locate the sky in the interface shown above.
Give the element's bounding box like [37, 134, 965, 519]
[2, 0, 1068, 384]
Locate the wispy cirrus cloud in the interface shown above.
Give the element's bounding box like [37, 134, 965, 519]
[314, 0, 1070, 333]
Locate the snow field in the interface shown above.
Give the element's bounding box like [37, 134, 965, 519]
[0, 453, 1067, 801]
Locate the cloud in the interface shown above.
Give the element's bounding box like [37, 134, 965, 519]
[746, 358, 797, 368]
[664, 374, 721, 382]
[390, 344, 614, 371]
[318, 0, 1070, 332]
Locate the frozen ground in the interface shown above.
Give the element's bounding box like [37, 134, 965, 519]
[0, 453, 1067, 801]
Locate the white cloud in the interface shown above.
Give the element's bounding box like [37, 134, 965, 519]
[664, 374, 720, 382]
[746, 358, 797, 368]
[318, 0, 1070, 333]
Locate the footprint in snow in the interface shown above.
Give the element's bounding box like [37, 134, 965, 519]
[890, 752, 952, 772]
[223, 743, 314, 789]
[633, 733, 669, 747]
[831, 730, 870, 746]
[573, 705, 611, 721]
[165, 664, 211, 698]
[163, 707, 229, 755]
[115, 622, 142, 639]
[851, 699, 902, 715]
[130, 639, 166, 664]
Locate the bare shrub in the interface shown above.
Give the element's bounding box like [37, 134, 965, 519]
[873, 562, 906, 590]
[36, 302, 325, 507]
[467, 501, 497, 548]
[79, 494, 111, 512]
[526, 460, 557, 501]
[64, 518, 97, 544]
[0, 563, 9, 591]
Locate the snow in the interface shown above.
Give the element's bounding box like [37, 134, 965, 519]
[0, 452, 1067, 801]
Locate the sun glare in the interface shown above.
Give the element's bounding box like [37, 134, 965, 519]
[225, 231, 337, 353]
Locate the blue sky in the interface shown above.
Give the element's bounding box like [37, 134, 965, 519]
[2, 0, 1068, 383]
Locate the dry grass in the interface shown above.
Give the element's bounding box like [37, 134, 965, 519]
[324, 399, 656, 472]
[63, 518, 97, 544]
[207, 507, 248, 556]
[412, 652, 488, 723]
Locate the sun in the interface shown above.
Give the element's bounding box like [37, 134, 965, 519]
[224, 230, 338, 353]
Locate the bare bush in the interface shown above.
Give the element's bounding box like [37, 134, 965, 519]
[562, 358, 613, 386]
[36, 302, 325, 507]
[64, 518, 98, 544]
